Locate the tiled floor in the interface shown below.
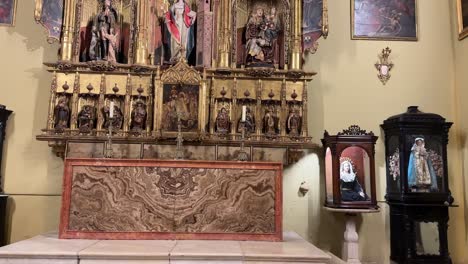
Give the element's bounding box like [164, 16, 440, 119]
[0, 232, 331, 264]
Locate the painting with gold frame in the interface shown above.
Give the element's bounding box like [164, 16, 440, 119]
[0, 0, 17, 27]
[458, 0, 468, 40]
[34, 0, 64, 43]
[351, 0, 417, 41]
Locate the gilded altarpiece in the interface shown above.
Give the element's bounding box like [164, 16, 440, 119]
[36, 0, 327, 164]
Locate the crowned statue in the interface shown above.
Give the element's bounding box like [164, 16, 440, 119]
[340, 160, 368, 201]
[408, 137, 439, 191]
[163, 0, 197, 63]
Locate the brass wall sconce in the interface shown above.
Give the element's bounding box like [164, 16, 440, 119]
[375, 47, 394, 85]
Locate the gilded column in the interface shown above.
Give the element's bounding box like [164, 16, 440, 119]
[124, 75, 132, 132]
[302, 81, 308, 137]
[61, 0, 77, 61]
[290, 0, 302, 70]
[217, 0, 231, 69]
[70, 73, 80, 130]
[47, 72, 58, 130]
[135, 0, 149, 65]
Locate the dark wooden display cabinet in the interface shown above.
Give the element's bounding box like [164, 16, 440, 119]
[321, 125, 378, 209]
[0, 105, 12, 246]
[382, 106, 454, 264]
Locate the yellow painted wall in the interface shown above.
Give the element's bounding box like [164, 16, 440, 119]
[0, 0, 466, 264]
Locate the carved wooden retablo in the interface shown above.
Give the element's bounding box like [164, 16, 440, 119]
[35, 0, 326, 163]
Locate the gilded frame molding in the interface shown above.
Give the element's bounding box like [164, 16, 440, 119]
[0, 0, 17, 27]
[350, 0, 418, 41]
[458, 0, 468, 40]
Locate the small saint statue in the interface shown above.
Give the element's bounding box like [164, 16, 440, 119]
[130, 100, 147, 132]
[263, 105, 277, 135]
[238, 106, 255, 135]
[287, 108, 301, 136]
[102, 105, 123, 130]
[77, 105, 96, 133]
[408, 137, 438, 191]
[215, 107, 230, 134]
[54, 97, 70, 130]
[89, 0, 119, 63]
[163, 0, 197, 63]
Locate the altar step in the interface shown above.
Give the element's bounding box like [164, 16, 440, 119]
[0, 231, 331, 264]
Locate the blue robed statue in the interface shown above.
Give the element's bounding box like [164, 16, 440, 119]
[407, 137, 438, 191]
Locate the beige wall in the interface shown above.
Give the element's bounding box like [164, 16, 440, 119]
[452, 0, 468, 261]
[0, 0, 466, 264]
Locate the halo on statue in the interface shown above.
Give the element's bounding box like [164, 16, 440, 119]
[339, 156, 357, 175]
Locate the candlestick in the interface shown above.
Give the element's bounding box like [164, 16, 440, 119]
[110, 101, 114, 118]
[241, 105, 246, 122]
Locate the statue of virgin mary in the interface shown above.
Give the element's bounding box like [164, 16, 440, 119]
[340, 160, 368, 201]
[407, 137, 438, 191]
[163, 0, 196, 63]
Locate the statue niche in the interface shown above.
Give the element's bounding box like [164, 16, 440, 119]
[78, 0, 135, 64]
[234, 0, 289, 69]
[161, 0, 197, 65]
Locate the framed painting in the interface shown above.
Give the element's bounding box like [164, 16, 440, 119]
[351, 0, 417, 41]
[34, 0, 64, 43]
[0, 0, 17, 26]
[458, 0, 468, 40]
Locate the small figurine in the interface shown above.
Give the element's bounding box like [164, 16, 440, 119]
[102, 105, 123, 130]
[340, 160, 368, 201]
[215, 107, 230, 134]
[54, 97, 70, 130]
[238, 106, 255, 135]
[130, 100, 147, 132]
[408, 137, 438, 191]
[287, 108, 301, 136]
[89, 0, 119, 62]
[77, 105, 96, 133]
[263, 105, 277, 135]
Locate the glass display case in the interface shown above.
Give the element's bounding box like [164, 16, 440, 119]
[382, 106, 454, 264]
[381, 106, 453, 204]
[321, 125, 378, 209]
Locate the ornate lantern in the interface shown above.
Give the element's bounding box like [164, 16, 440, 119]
[321, 125, 378, 209]
[381, 106, 453, 264]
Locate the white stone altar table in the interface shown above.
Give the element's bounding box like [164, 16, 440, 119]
[0, 231, 331, 264]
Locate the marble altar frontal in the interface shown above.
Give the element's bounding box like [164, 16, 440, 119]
[60, 159, 283, 241]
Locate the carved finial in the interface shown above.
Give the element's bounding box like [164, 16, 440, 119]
[86, 83, 94, 93]
[62, 81, 70, 91]
[337, 125, 374, 136]
[137, 84, 144, 95]
[291, 90, 298, 100]
[220, 87, 227, 98]
[268, 89, 275, 99]
[244, 90, 250, 98]
[112, 83, 119, 94]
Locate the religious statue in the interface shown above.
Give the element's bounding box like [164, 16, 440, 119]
[130, 100, 147, 132]
[340, 160, 368, 201]
[263, 105, 277, 135]
[238, 106, 255, 135]
[215, 107, 230, 134]
[102, 105, 123, 129]
[89, 0, 119, 63]
[245, 7, 280, 67]
[163, 0, 197, 63]
[54, 97, 70, 130]
[287, 108, 301, 136]
[408, 137, 438, 191]
[77, 105, 96, 133]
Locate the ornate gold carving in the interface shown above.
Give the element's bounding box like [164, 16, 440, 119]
[161, 60, 201, 85]
[245, 67, 275, 78]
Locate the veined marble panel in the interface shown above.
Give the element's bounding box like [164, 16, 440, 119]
[60, 159, 282, 241]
